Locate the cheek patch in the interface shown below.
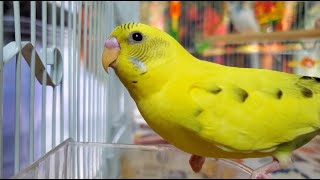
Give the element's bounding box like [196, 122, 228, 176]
[129, 57, 147, 73]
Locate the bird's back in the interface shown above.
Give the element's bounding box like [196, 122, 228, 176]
[141, 58, 320, 157]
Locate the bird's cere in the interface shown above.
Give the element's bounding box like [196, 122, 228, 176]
[104, 37, 120, 49]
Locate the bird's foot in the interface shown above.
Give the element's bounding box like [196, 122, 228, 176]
[250, 160, 281, 179]
[189, 155, 206, 173]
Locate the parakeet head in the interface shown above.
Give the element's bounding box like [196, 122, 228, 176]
[102, 23, 195, 99]
[102, 23, 190, 76]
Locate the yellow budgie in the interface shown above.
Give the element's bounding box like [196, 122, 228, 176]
[102, 23, 320, 178]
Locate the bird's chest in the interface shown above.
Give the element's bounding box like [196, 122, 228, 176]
[135, 91, 208, 152]
[136, 96, 187, 137]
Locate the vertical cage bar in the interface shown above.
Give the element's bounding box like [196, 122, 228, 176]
[87, 1, 92, 143]
[68, 1, 72, 139]
[0, 1, 3, 178]
[93, 1, 97, 143]
[60, 1, 65, 143]
[88, 1, 94, 142]
[91, 1, 96, 143]
[103, 2, 107, 143]
[13, 1, 22, 174]
[88, 2, 94, 142]
[82, 3, 89, 177]
[101, 3, 105, 144]
[101, 3, 104, 143]
[93, 2, 98, 142]
[76, 1, 82, 142]
[96, 2, 100, 143]
[106, 1, 114, 143]
[72, 1, 77, 140]
[83, 1, 88, 142]
[100, 3, 104, 143]
[107, 1, 112, 143]
[98, 3, 102, 143]
[58, 2, 65, 176]
[41, 1, 48, 155]
[76, 2, 82, 178]
[104, 0, 107, 137]
[98, 3, 102, 144]
[99, 2, 102, 143]
[105, 2, 111, 143]
[29, 1, 36, 164]
[52, 1, 57, 148]
[104, 2, 109, 143]
[92, 1, 95, 143]
[96, 2, 100, 142]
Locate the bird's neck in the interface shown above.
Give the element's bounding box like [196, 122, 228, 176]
[115, 59, 179, 102]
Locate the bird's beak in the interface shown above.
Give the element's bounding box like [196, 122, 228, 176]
[102, 37, 120, 74]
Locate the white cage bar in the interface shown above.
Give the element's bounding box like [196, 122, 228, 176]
[0, 1, 3, 178]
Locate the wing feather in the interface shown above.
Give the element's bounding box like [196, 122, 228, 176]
[188, 67, 320, 152]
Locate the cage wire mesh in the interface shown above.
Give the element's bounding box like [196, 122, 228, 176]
[0, 1, 139, 178]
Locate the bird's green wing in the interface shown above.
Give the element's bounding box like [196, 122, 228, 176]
[189, 67, 320, 153]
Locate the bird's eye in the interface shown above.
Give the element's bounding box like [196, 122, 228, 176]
[131, 32, 143, 42]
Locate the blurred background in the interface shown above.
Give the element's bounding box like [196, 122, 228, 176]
[1, 1, 320, 179]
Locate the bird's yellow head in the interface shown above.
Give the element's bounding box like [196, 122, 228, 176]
[102, 23, 195, 99]
[102, 23, 183, 77]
